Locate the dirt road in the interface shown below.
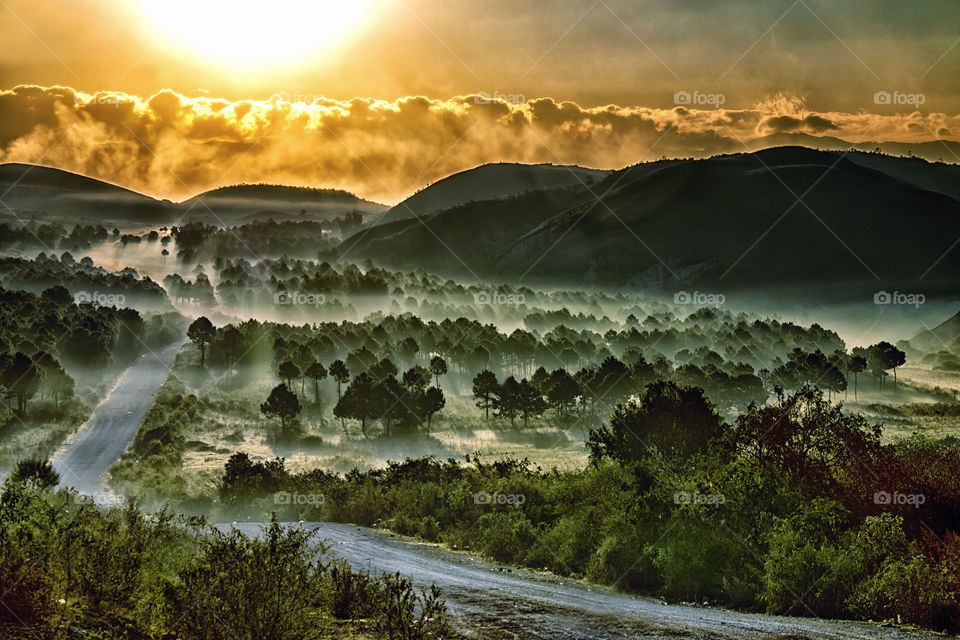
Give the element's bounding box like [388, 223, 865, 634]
[229, 522, 941, 640]
[52, 342, 182, 494]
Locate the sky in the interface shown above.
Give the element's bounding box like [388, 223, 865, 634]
[1, 0, 958, 203]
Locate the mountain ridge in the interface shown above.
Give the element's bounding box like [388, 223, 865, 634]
[338, 146, 960, 301]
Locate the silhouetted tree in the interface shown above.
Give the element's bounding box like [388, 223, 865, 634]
[494, 376, 522, 427]
[430, 355, 447, 389]
[472, 370, 498, 421]
[260, 383, 301, 432]
[423, 386, 445, 432]
[306, 361, 327, 406]
[278, 360, 301, 394]
[588, 380, 724, 464]
[334, 372, 375, 436]
[329, 359, 349, 400]
[848, 354, 867, 400]
[10, 458, 60, 489]
[518, 378, 547, 426]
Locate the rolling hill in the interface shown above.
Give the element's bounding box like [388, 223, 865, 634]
[908, 311, 960, 354]
[0, 164, 386, 226]
[0, 163, 176, 222]
[180, 184, 387, 226]
[376, 162, 611, 225]
[338, 147, 960, 301]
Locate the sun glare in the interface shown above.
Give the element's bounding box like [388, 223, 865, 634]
[135, 0, 374, 69]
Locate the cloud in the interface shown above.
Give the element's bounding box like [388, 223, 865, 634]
[762, 114, 840, 134]
[0, 85, 956, 203]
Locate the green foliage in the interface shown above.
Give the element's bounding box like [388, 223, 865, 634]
[210, 384, 960, 632]
[0, 484, 454, 639]
[9, 457, 60, 489]
[187, 316, 216, 367]
[587, 379, 724, 464]
[261, 383, 302, 432]
[162, 517, 328, 640]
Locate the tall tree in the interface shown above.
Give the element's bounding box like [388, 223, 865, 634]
[186, 316, 216, 367]
[305, 361, 328, 406]
[423, 386, 445, 433]
[546, 368, 579, 415]
[518, 378, 547, 426]
[429, 355, 447, 389]
[334, 372, 375, 436]
[260, 383, 301, 432]
[329, 360, 350, 400]
[218, 326, 245, 372]
[398, 337, 420, 363]
[493, 376, 522, 427]
[4, 352, 41, 416]
[402, 366, 429, 390]
[472, 370, 498, 420]
[871, 341, 907, 392]
[848, 354, 867, 401]
[278, 360, 301, 394]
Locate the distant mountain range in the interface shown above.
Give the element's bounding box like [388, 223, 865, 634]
[908, 311, 960, 353]
[0, 164, 385, 225]
[341, 146, 960, 301]
[742, 132, 960, 169]
[3, 146, 959, 302]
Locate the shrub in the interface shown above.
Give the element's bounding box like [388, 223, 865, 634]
[376, 573, 450, 640]
[475, 510, 537, 564]
[9, 458, 60, 489]
[328, 559, 378, 619]
[161, 518, 328, 640]
[585, 526, 661, 592]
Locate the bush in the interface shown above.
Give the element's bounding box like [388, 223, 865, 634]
[0, 555, 56, 624]
[9, 457, 60, 489]
[328, 559, 378, 619]
[162, 518, 328, 640]
[585, 526, 660, 592]
[654, 515, 745, 603]
[475, 510, 537, 564]
[0, 484, 455, 639]
[376, 573, 450, 640]
[418, 517, 440, 542]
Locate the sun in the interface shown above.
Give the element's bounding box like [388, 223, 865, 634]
[135, 0, 374, 69]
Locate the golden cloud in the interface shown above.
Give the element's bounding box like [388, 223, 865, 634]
[0, 85, 957, 203]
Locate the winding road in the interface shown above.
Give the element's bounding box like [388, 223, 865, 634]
[48, 345, 943, 639]
[52, 341, 182, 494]
[229, 522, 943, 640]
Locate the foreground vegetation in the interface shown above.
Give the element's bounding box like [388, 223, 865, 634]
[209, 384, 960, 633]
[0, 465, 453, 640]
